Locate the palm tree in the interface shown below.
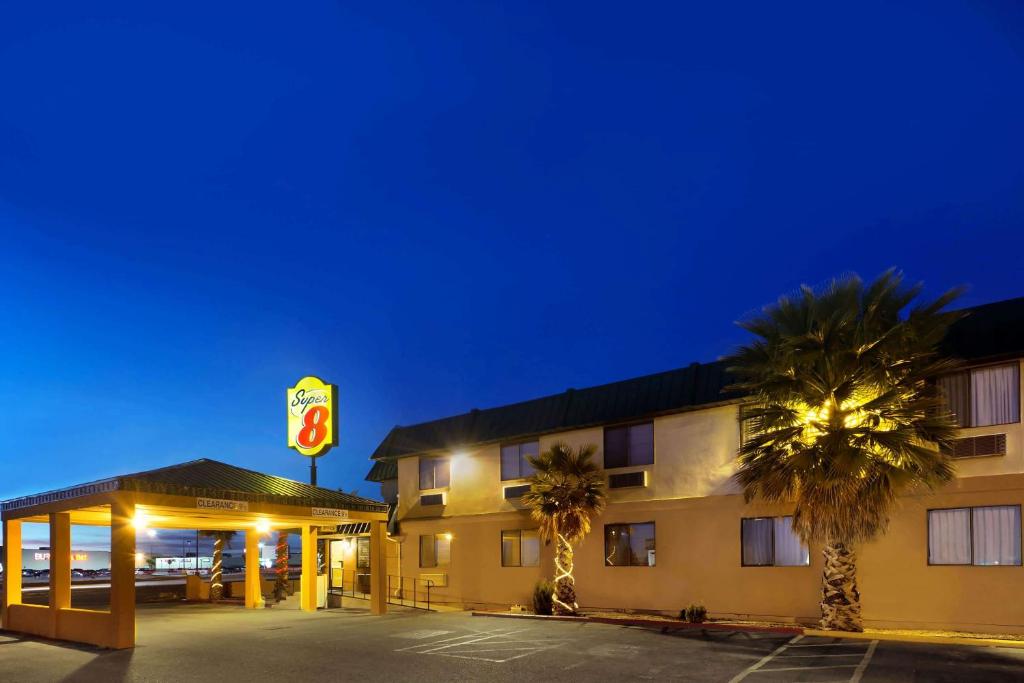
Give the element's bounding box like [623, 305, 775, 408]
[727, 270, 963, 631]
[199, 530, 236, 601]
[273, 531, 290, 602]
[521, 442, 606, 616]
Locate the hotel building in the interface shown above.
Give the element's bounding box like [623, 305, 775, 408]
[366, 297, 1024, 633]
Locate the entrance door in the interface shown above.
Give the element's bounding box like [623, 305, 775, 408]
[329, 540, 345, 593]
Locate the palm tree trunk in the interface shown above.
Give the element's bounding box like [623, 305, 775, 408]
[552, 532, 578, 616]
[820, 542, 863, 632]
[210, 536, 224, 601]
[274, 532, 290, 602]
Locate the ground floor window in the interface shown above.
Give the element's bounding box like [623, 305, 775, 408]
[501, 529, 540, 567]
[928, 505, 1022, 566]
[604, 522, 655, 566]
[419, 533, 452, 568]
[741, 516, 809, 566]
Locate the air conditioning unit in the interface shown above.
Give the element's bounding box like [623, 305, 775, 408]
[944, 434, 1007, 458]
[608, 471, 647, 489]
[419, 493, 446, 506]
[503, 484, 530, 499]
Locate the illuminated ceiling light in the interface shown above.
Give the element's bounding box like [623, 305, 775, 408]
[255, 519, 272, 534]
[132, 512, 149, 530]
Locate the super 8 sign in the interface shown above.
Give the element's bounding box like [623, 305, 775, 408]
[287, 376, 338, 457]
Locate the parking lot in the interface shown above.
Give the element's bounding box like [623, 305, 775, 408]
[2, 604, 1024, 682]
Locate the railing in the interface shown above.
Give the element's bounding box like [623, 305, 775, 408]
[386, 574, 435, 611]
[327, 570, 434, 611]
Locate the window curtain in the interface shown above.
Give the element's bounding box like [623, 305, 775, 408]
[628, 423, 655, 465]
[972, 505, 1022, 566]
[773, 517, 809, 566]
[629, 523, 655, 566]
[742, 518, 773, 566]
[928, 508, 971, 564]
[435, 535, 451, 566]
[519, 442, 539, 477]
[521, 529, 540, 567]
[937, 372, 971, 427]
[500, 445, 520, 480]
[501, 530, 521, 566]
[419, 535, 436, 568]
[971, 364, 1020, 427]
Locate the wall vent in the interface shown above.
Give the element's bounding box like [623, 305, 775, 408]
[419, 493, 445, 506]
[944, 434, 1007, 458]
[503, 484, 530, 499]
[608, 471, 647, 489]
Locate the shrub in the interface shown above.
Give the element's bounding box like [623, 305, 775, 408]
[684, 603, 708, 623]
[533, 579, 555, 615]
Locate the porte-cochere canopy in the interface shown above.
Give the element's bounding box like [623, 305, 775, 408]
[1, 459, 389, 649]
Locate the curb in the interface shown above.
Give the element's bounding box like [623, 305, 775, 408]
[471, 611, 802, 635]
[472, 612, 1024, 648]
[802, 628, 1024, 650]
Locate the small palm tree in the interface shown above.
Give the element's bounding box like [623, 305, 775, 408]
[199, 530, 236, 601]
[522, 442, 606, 616]
[273, 531, 290, 602]
[727, 271, 963, 631]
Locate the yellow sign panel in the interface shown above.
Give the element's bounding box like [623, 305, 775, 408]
[287, 376, 338, 457]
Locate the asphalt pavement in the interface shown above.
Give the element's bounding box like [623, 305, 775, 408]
[2, 602, 1023, 682]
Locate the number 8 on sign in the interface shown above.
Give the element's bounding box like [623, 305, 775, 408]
[297, 405, 329, 449]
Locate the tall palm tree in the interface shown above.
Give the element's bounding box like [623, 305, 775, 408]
[199, 530, 236, 601]
[521, 442, 606, 616]
[727, 271, 964, 631]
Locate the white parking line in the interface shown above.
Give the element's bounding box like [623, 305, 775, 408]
[394, 627, 564, 663]
[728, 636, 880, 683]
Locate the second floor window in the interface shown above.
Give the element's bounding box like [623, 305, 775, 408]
[501, 441, 539, 480]
[741, 516, 810, 567]
[419, 533, 452, 568]
[937, 363, 1020, 428]
[419, 457, 451, 490]
[604, 422, 654, 469]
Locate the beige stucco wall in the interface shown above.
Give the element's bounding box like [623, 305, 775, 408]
[387, 359, 1024, 632]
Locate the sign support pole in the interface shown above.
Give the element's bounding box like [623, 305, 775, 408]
[310, 455, 318, 486]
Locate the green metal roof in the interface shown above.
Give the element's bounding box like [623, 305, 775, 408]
[3, 458, 388, 513]
[365, 459, 398, 482]
[369, 359, 738, 463]
[365, 297, 1024, 471]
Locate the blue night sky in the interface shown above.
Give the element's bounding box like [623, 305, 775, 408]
[2, 2, 1023, 549]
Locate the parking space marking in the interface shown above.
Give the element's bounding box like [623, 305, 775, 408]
[394, 627, 564, 663]
[728, 636, 880, 683]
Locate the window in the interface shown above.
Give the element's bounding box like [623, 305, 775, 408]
[928, 505, 1021, 566]
[419, 533, 452, 568]
[501, 441, 539, 480]
[741, 516, 810, 567]
[604, 422, 654, 468]
[501, 529, 540, 567]
[419, 457, 450, 490]
[937, 363, 1020, 428]
[604, 523, 655, 566]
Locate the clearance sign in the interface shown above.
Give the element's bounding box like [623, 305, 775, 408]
[287, 376, 338, 458]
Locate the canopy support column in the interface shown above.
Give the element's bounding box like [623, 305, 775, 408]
[2, 519, 22, 619]
[110, 495, 136, 649]
[48, 512, 71, 638]
[369, 519, 387, 615]
[244, 529, 263, 608]
[300, 525, 317, 612]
